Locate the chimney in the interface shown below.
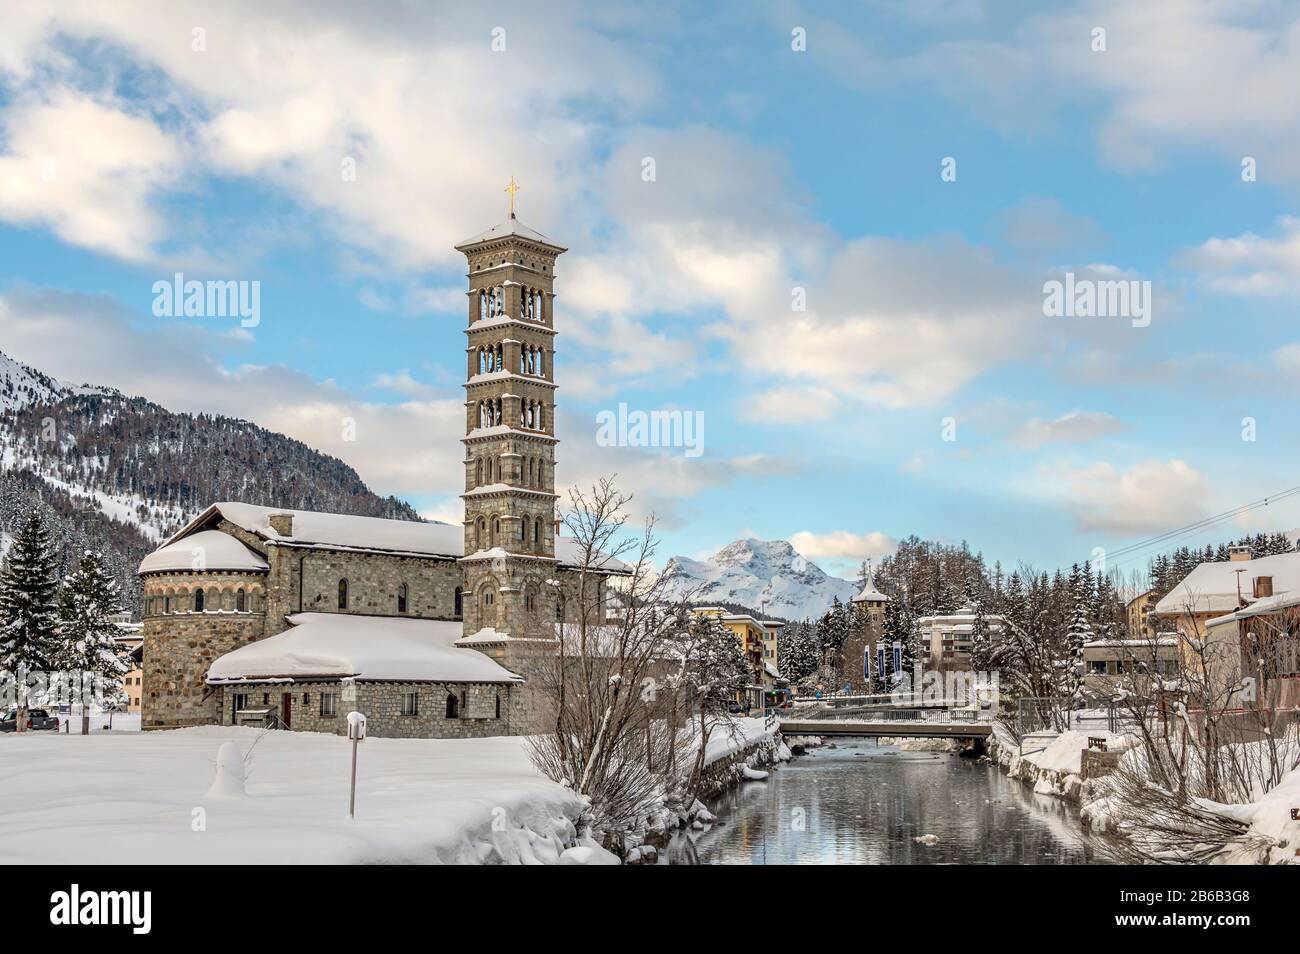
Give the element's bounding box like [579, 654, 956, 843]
[1254, 576, 1274, 598]
[269, 513, 294, 537]
[1228, 545, 1252, 562]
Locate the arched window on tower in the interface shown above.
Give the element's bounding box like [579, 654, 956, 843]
[236, 589, 246, 612]
[338, 579, 349, 610]
[397, 582, 408, 614]
[520, 515, 530, 544]
[445, 693, 459, 719]
[194, 588, 205, 612]
[454, 586, 463, 618]
[534, 519, 541, 545]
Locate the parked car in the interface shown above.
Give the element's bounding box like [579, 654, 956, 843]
[0, 708, 60, 732]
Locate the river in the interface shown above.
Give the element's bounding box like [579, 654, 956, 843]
[666, 738, 1105, 864]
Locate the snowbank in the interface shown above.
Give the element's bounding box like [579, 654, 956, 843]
[989, 726, 1128, 802]
[702, 717, 776, 767]
[0, 726, 584, 864]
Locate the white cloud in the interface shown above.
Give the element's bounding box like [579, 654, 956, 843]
[789, 530, 897, 563]
[0, 2, 659, 269]
[1015, 410, 1127, 449]
[0, 91, 182, 261]
[1044, 457, 1209, 535]
[369, 369, 438, 400]
[1179, 216, 1300, 296]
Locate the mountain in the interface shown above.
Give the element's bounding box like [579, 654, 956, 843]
[0, 350, 421, 614]
[658, 538, 857, 621]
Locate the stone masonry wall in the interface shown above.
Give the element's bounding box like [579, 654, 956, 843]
[217, 680, 514, 739]
[141, 569, 267, 729]
[263, 543, 461, 634]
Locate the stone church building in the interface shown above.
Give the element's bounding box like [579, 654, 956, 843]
[138, 214, 626, 737]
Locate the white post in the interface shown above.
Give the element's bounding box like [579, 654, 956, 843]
[346, 711, 366, 818]
[349, 738, 359, 818]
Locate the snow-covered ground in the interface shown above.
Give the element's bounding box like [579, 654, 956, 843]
[993, 720, 1300, 863]
[702, 717, 777, 765]
[0, 717, 779, 865]
[0, 726, 588, 864]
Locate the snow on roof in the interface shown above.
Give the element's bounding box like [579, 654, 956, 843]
[1153, 551, 1300, 616]
[138, 529, 269, 575]
[851, 581, 890, 603]
[160, 502, 628, 573]
[1082, 637, 1180, 648]
[454, 216, 566, 252]
[206, 613, 522, 684]
[1206, 590, 1300, 628]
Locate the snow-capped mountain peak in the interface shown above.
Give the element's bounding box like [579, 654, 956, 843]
[659, 537, 856, 621]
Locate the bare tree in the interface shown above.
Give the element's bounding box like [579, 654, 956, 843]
[528, 478, 698, 839]
[1090, 597, 1300, 861]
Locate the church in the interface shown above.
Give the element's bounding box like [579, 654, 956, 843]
[137, 206, 627, 738]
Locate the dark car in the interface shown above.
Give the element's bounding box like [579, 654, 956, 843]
[0, 708, 60, 732]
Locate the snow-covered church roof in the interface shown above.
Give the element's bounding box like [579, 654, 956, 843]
[454, 215, 566, 253]
[147, 502, 628, 574]
[205, 613, 522, 685]
[139, 529, 270, 575]
[851, 581, 890, 604]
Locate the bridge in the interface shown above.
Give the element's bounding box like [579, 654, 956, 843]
[778, 718, 992, 740]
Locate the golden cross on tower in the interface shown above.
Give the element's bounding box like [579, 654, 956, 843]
[504, 176, 520, 218]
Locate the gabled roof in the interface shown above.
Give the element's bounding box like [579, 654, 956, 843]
[206, 613, 522, 684]
[154, 502, 629, 573]
[1153, 550, 1300, 616]
[454, 216, 566, 253]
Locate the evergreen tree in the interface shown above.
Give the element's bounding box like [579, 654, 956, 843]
[0, 509, 60, 728]
[1064, 564, 1093, 698]
[778, 619, 820, 684]
[57, 549, 127, 735]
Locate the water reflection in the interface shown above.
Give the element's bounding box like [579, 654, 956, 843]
[668, 739, 1104, 865]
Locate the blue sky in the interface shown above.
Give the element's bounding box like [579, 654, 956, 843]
[3, 0, 1300, 580]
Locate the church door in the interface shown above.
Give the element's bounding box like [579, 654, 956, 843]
[281, 692, 292, 729]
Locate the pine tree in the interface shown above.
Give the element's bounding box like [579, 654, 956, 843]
[0, 509, 60, 728]
[58, 549, 127, 734]
[1064, 564, 1093, 698]
[778, 619, 820, 684]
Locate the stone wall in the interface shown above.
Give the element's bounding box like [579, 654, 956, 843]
[140, 569, 267, 729]
[216, 680, 516, 738]
[292, 547, 460, 622]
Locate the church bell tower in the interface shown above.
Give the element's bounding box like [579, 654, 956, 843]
[454, 182, 566, 638]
